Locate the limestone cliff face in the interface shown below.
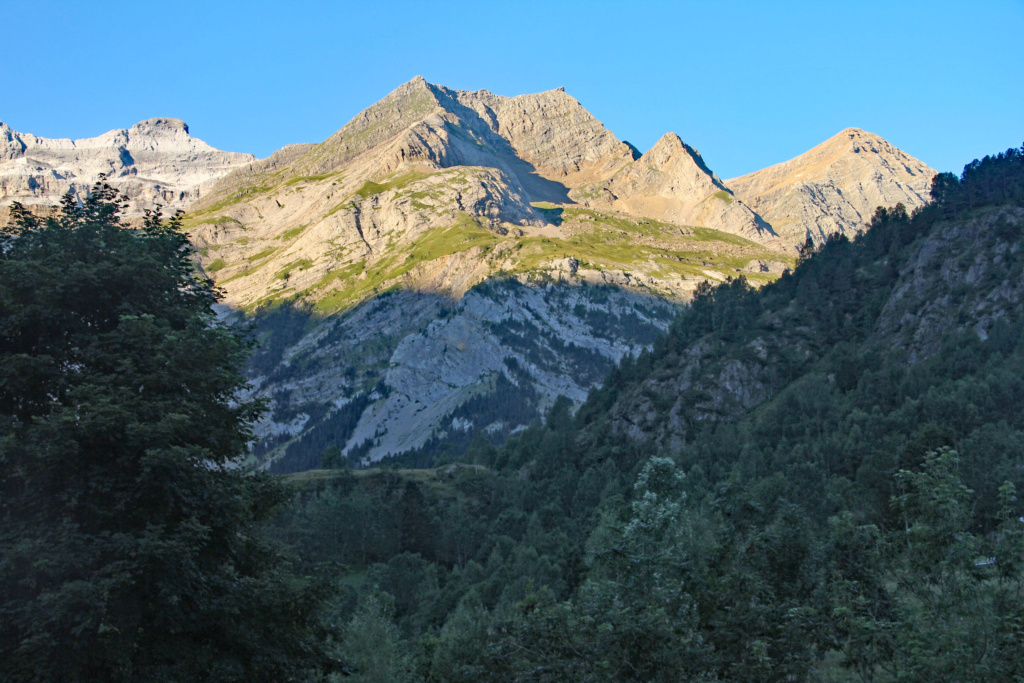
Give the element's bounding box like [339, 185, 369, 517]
[875, 207, 1024, 362]
[446, 84, 640, 186]
[0, 118, 254, 216]
[249, 280, 678, 469]
[727, 128, 936, 249]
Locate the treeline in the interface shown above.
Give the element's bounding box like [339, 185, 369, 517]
[930, 143, 1024, 219]
[268, 145, 1024, 681]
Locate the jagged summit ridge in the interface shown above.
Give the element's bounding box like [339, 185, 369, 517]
[187, 79, 938, 321]
[277, 77, 637, 204]
[442, 83, 639, 184]
[292, 76, 442, 175]
[195, 76, 783, 252]
[569, 132, 779, 245]
[0, 118, 255, 216]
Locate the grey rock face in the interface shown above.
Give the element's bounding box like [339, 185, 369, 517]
[604, 206, 1024, 451]
[607, 330, 815, 452]
[875, 206, 1024, 361]
[0, 118, 255, 216]
[249, 279, 678, 470]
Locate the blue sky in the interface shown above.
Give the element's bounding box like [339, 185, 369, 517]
[2, 0, 1021, 178]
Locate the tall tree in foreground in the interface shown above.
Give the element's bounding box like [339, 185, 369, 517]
[0, 183, 342, 682]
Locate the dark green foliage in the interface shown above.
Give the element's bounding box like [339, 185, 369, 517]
[0, 184, 341, 682]
[929, 143, 1024, 216]
[824, 449, 1024, 681]
[268, 392, 372, 473]
[337, 592, 414, 682]
[267, 147, 1024, 679]
[321, 444, 348, 469]
[245, 301, 314, 377]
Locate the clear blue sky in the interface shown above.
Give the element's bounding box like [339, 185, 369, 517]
[2, 0, 1021, 178]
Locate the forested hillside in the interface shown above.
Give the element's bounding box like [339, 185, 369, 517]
[270, 145, 1024, 681]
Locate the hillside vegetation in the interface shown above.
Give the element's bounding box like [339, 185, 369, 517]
[269, 145, 1024, 681]
[177, 79, 936, 468]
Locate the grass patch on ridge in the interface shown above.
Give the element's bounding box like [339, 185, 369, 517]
[352, 171, 434, 201]
[278, 225, 308, 241]
[308, 214, 498, 314]
[247, 248, 277, 263]
[285, 173, 337, 186]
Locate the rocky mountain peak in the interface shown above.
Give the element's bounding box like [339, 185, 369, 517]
[117, 118, 226, 155]
[807, 127, 920, 168]
[636, 132, 724, 186]
[283, 78, 636, 196]
[1, 121, 27, 161]
[130, 117, 190, 135]
[289, 77, 443, 176]
[727, 127, 936, 248]
[636, 131, 684, 162]
[0, 119, 254, 217]
[569, 130, 778, 245]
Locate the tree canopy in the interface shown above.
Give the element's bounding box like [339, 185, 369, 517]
[0, 183, 341, 682]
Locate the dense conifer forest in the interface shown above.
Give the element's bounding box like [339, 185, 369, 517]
[268, 145, 1024, 681]
[2, 145, 1024, 681]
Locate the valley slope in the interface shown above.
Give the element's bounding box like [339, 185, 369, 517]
[1, 79, 936, 469]
[185, 78, 936, 469]
[268, 143, 1024, 682]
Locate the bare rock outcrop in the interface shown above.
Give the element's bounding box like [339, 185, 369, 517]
[571, 132, 780, 246]
[875, 206, 1024, 362]
[448, 85, 640, 185]
[0, 118, 254, 216]
[727, 128, 935, 249]
[224, 77, 638, 208]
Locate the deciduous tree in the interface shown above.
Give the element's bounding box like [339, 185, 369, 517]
[0, 183, 342, 682]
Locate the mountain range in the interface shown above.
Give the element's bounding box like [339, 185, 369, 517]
[0, 77, 937, 469]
